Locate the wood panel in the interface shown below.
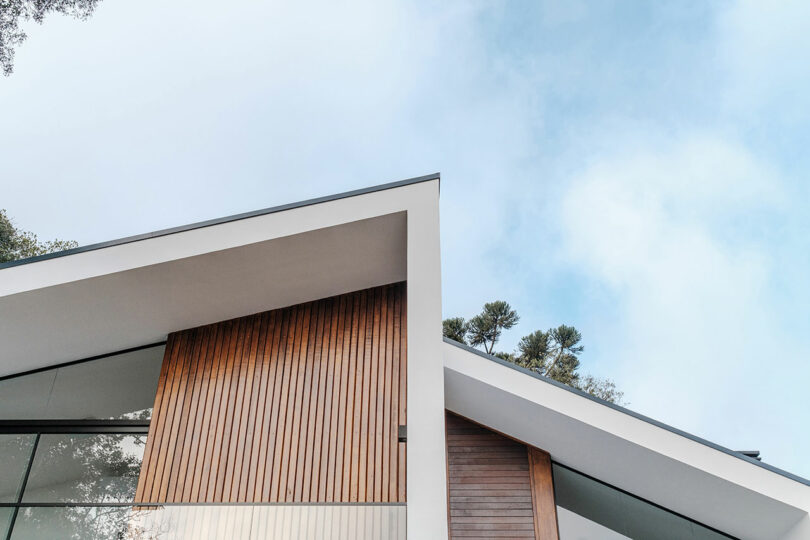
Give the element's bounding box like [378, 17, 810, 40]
[135, 282, 407, 503]
[528, 448, 559, 540]
[446, 412, 558, 539]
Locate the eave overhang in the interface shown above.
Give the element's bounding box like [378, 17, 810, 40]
[0, 174, 439, 378]
[442, 338, 810, 540]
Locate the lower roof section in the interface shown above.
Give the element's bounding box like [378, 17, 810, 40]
[442, 339, 810, 540]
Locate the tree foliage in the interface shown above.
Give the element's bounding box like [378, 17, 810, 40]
[545, 325, 584, 384]
[0, 209, 78, 262]
[513, 325, 582, 385]
[442, 317, 468, 345]
[515, 330, 550, 371]
[443, 300, 626, 404]
[466, 300, 519, 354]
[14, 433, 145, 538]
[577, 374, 625, 404]
[0, 0, 102, 76]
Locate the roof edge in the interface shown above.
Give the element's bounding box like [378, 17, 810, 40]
[0, 172, 440, 270]
[442, 336, 810, 488]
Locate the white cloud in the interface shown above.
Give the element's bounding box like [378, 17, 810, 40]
[556, 133, 807, 466]
[718, 0, 810, 122]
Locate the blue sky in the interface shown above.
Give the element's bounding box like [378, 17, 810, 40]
[2, 1, 809, 478]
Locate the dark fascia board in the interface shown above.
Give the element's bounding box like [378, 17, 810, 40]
[0, 173, 440, 270]
[443, 336, 810, 488]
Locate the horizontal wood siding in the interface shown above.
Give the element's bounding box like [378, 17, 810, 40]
[135, 282, 406, 503]
[446, 412, 558, 539]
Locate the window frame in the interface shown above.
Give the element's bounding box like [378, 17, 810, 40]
[0, 343, 162, 540]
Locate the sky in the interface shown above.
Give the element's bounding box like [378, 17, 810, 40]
[2, 0, 809, 478]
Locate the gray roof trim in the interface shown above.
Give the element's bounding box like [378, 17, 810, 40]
[0, 173, 440, 270]
[443, 336, 810, 488]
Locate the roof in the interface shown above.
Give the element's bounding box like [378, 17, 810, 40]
[3, 173, 807, 538]
[443, 337, 809, 488]
[0, 174, 440, 377]
[442, 337, 810, 540]
[0, 172, 440, 270]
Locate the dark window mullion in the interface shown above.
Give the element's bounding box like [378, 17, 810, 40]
[2, 427, 150, 539]
[5, 432, 40, 540]
[0, 421, 150, 434]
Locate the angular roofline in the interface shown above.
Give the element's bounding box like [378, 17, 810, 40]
[443, 336, 810, 488]
[0, 172, 440, 270]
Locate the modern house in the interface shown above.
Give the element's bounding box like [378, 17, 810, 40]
[0, 174, 808, 540]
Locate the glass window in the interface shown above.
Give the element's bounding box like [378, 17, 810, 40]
[0, 345, 159, 538]
[10, 506, 131, 540]
[0, 371, 54, 418]
[0, 345, 164, 420]
[22, 434, 146, 503]
[0, 434, 36, 502]
[553, 463, 731, 540]
[0, 507, 14, 539]
[8, 504, 408, 540]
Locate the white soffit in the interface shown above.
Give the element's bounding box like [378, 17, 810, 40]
[442, 340, 810, 540]
[0, 176, 440, 377]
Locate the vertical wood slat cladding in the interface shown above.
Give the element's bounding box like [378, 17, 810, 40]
[135, 282, 406, 503]
[446, 412, 558, 539]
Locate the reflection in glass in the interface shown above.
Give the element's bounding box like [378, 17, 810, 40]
[0, 345, 164, 420]
[11, 504, 406, 540]
[22, 434, 146, 503]
[553, 463, 730, 540]
[0, 434, 36, 502]
[10, 506, 131, 540]
[0, 371, 54, 418]
[0, 507, 14, 539]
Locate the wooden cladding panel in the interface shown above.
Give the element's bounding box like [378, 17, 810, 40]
[446, 412, 558, 539]
[528, 448, 559, 540]
[135, 283, 407, 503]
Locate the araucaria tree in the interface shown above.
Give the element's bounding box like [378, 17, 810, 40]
[466, 301, 519, 354]
[515, 325, 582, 385]
[443, 301, 625, 404]
[0, 209, 78, 262]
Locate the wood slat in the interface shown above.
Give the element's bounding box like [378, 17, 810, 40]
[134, 283, 407, 503]
[246, 311, 273, 502]
[397, 287, 407, 502]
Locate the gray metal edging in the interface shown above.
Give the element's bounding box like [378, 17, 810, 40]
[443, 336, 810, 488]
[0, 173, 440, 270]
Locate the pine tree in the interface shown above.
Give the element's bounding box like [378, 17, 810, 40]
[466, 301, 519, 354]
[442, 317, 468, 345]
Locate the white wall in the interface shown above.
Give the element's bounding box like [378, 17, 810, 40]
[404, 180, 449, 539]
[782, 516, 810, 540]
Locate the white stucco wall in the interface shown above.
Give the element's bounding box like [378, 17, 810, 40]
[404, 180, 449, 539]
